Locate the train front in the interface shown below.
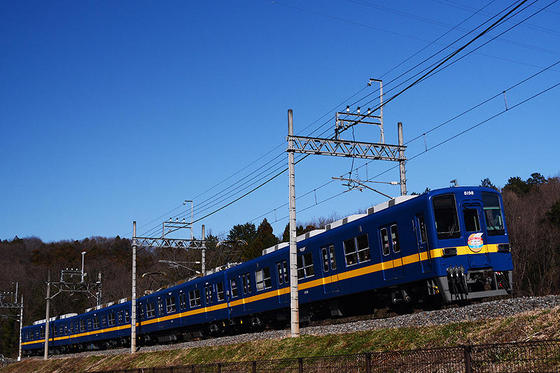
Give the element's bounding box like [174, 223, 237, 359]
[428, 187, 513, 302]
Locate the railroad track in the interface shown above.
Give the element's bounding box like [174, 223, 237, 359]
[25, 295, 560, 360]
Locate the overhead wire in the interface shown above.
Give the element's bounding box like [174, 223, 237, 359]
[134, 0, 545, 237]
[245, 58, 560, 227]
[268, 79, 560, 228]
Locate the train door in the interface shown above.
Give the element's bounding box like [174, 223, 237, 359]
[320, 244, 340, 294]
[379, 224, 404, 281]
[414, 214, 433, 273]
[462, 202, 491, 268]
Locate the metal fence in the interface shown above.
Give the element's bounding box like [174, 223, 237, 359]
[95, 339, 560, 373]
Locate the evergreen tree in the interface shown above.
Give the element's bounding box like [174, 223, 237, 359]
[243, 219, 278, 260]
[480, 178, 498, 190]
[227, 223, 257, 244]
[503, 176, 530, 195]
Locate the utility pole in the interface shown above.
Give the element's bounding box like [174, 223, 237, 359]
[287, 109, 299, 338]
[18, 295, 23, 361]
[398, 122, 407, 196]
[201, 225, 206, 276]
[44, 272, 50, 361]
[43, 264, 102, 360]
[131, 221, 137, 354]
[130, 220, 205, 354]
[0, 284, 25, 361]
[286, 95, 406, 336]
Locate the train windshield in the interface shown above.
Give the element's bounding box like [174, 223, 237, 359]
[482, 192, 505, 235]
[432, 194, 461, 239]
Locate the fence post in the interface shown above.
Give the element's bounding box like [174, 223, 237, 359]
[191, 364, 195, 373]
[298, 357, 303, 373]
[365, 352, 371, 373]
[252, 360, 257, 373]
[217, 362, 222, 373]
[463, 345, 472, 373]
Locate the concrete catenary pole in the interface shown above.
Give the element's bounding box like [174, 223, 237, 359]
[131, 221, 137, 353]
[398, 122, 407, 196]
[43, 271, 50, 360]
[17, 295, 23, 361]
[287, 109, 300, 337]
[81, 251, 86, 283]
[201, 224, 206, 276]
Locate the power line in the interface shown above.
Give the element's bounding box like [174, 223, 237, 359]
[245, 59, 560, 225]
[267, 79, 560, 228]
[134, 0, 543, 236]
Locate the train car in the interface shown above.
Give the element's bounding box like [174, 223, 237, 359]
[21, 186, 513, 355]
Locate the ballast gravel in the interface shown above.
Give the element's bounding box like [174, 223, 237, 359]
[46, 295, 560, 358]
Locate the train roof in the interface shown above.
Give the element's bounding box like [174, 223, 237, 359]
[261, 194, 417, 255]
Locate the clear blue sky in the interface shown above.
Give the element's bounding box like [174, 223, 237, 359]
[1, 0, 559, 242]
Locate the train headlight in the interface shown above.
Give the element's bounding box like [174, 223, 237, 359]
[497, 243, 510, 253]
[442, 247, 457, 257]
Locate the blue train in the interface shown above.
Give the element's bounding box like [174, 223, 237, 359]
[22, 186, 513, 355]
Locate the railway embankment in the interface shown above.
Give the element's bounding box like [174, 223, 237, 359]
[2, 296, 559, 373]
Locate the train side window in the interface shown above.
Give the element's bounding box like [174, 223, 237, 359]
[256, 267, 272, 291]
[380, 228, 390, 256]
[482, 192, 505, 235]
[101, 316, 107, 328]
[146, 302, 155, 318]
[216, 282, 225, 301]
[158, 298, 165, 315]
[329, 245, 337, 270]
[40, 327, 45, 338]
[189, 289, 201, 307]
[297, 253, 315, 279]
[93, 316, 99, 329]
[344, 234, 370, 265]
[79, 320, 85, 332]
[108, 312, 115, 326]
[138, 302, 145, 320]
[432, 194, 461, 239]
[343, 238, 358, 266]
[117, 311, 123, 324]
[87, 319, 92, 330]
[463, 208, 480, 232]
[321, 244, 337, 271]
[205, 285, 213, 305]
[242, 273, 252, 294]
[321, 247, 329, 272]
[276, 260, 288, 285]
[356, 234, 370, 261]
[179, 292, 187, 309]
[166, 295, 176, 313]
[417, 215, 428, 243]
[230, 279, 239, 298]
[390, 224, 401, 253]
[124, 310, 130, 323]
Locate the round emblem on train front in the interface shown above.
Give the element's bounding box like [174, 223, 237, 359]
[468, 233, 484, 252]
